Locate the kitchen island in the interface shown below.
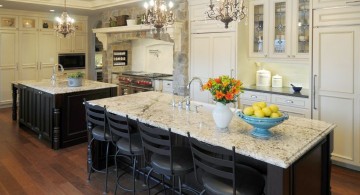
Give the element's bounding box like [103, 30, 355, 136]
[17, 79, 117, 149]
[89, 91, 335, 195]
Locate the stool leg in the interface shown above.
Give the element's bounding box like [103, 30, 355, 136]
[104, 141, 110, 194]
[87, 138, 94, 181]
[133, 156, 137, 195]
[178, 176, 182, 195]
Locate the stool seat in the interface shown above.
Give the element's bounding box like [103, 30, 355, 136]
[150, 147, 193, 176]
[116, 133, 143, 156]
[202, 164, 265, 195]
[91, 126, 111, 141]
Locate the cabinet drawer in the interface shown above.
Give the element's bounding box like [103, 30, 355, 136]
[162, 80, 173, 93]
[271, 94, 310, 109]
[314, 6, 360, 27]
[240, 91, 271, 102]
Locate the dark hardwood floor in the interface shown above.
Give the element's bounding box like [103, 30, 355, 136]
[1, 107, 360, 195]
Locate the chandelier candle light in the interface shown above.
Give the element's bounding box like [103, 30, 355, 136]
[143, 0, 175, 31]
[54, 0, 75, 38]
[206, 0, 247, 29]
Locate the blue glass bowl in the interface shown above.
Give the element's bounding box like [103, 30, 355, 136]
[236, 111, 289, 139]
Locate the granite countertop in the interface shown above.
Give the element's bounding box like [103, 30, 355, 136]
[243, 85, 309, 98]
[157, 76, 173, 81]
[89, 91, 335, 168]
[17, 79, 118, 95]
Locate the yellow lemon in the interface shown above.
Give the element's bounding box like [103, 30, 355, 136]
[270, 112, 280, 118]
[254, 110, 265, 118]
[252, 105, 261, 111]
[243, 107, 254, 116]
[262, 107, 272, 117]
[257, 101, 267, 108]
[277, 111, 283, 117]
[269, 104, 279, 113]
[252, 102, 259, 107]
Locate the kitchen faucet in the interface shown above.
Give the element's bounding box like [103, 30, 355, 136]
[51, 64, 64, 86]
[185, 77, 203, 111]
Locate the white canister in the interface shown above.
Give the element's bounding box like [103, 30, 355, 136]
[272, 74, 283, 88]
[256, 69, 271, 87]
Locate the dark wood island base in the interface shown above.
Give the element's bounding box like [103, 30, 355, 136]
[17, 80, 117, 150]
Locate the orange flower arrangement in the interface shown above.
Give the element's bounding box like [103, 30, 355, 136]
[202, 75, 243, 104]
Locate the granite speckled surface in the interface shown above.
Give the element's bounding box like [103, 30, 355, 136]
[243, 85, 309, 98]
[17, 79, 118, 95]
[89, 91, 335, 168]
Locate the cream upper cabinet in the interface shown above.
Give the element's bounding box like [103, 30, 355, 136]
[0, 30, 18, 106]
[249, 0, 309, 60]
[0, 15, 18, 30]
[313, 0, 360, 9]
[57, 33, 87, 53]
[313, 25, 360, 168]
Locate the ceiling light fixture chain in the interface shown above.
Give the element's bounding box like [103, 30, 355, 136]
[206, 0, 247, 29]
[54, 0, 75, 38]
[143, 0, 175, 32]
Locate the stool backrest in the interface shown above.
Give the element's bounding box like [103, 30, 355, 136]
[187, 132, 236, 195]
[105, 110, 133, 150]
[84, 100, 106, 131]
[137, 120, 174, 174]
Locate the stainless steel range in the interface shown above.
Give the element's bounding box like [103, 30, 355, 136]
[117, 71, 172, 95]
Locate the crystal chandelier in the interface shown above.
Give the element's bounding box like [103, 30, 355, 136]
[143, 0, 175, 31]
[206, 0, 247, 29]
[54, 0, 75, 38]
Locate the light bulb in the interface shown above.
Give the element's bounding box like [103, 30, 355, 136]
[169, 1, 174, 8]
[149, 0, 154, 6]
[55, 17, 61, 23]
[160, 4, 166, 11]
[144, 2, 149, 9]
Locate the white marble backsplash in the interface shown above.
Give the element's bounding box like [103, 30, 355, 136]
[89, 91, 335, 168]
[17, 79, 118, 94]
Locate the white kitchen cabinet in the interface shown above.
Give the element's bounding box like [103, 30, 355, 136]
[240, 90, 311, 118]
[190, 32, 236, 103]
[249, 0, 309, 59]
[0, 30, 18, 106]
[313, 24, 360, 168]
[57, 33, 87, 53]
[313, 0, 360, 9]
[162, 80, 173, 94]
[19, 30, 57, 80]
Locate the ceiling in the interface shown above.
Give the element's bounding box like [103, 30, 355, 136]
[0, 0, 143, 15]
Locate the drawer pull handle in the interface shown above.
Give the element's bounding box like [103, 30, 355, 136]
[286, 100, 294, 104]
[250, 95, 257, 99]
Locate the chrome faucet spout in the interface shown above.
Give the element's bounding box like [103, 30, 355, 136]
[187, 77, 203, 89]
[51, 64, 64, 85]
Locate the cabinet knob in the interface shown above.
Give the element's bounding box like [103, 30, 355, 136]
[250, 95, 257, 99]
[287, 55, 291, 58]
[292, 55, 296, 58]
[286, 100, 294, 104]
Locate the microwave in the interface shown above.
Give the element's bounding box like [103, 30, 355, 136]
[58, 53, 86, 70]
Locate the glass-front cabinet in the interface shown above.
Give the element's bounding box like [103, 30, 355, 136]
[0, 15, 18, 29]
[292, 0, 310, 58]
[19, 16, 38, 31]
[249, 0, 309, 60]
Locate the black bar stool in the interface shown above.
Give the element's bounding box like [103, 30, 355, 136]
[84, 100, 112, 194]
[137, 121, 194, 195]
[105, 110, 145, 195]
[187, 132, 266, 195]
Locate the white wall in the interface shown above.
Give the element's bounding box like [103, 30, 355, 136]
[132, 39, 174, 74]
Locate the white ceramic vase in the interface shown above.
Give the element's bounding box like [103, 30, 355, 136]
[212, 102, 233, 132]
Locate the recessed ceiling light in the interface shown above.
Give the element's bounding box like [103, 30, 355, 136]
[50, 9, 55, 12]
[0, 5, 3, 7]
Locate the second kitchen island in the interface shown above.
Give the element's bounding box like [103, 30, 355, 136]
[89, 91, 335, 195]
[17, 79, 117, 149]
